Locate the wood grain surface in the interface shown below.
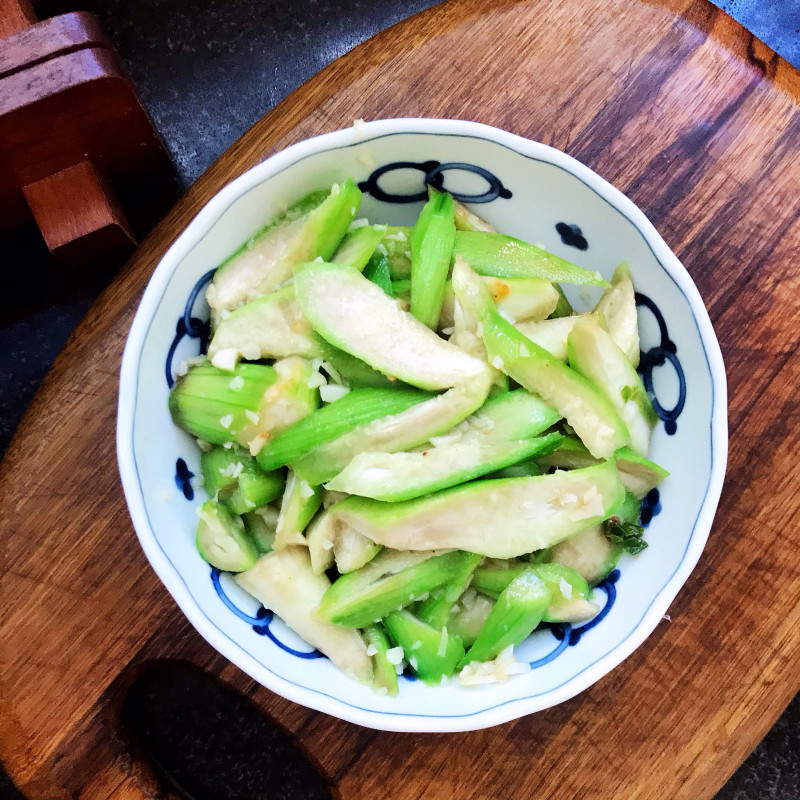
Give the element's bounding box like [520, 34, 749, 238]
[0, 0, 36, 38]
[1, 0, 799, 798]
[0, 1, 165, 249]
[0, 12, 111, 80]
[23, 160, 136, 266]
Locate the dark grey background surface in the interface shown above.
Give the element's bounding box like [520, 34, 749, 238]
[1, 1, 799, 798]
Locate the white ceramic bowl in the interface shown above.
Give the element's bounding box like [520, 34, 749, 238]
[117, 118, 727, 732]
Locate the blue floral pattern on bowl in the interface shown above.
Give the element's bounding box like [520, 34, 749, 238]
[358, 160, 512, 204]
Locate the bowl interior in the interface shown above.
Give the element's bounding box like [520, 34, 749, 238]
[119, 121, 725, 732]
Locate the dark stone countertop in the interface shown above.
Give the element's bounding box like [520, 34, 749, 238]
[1, 2, 798, 798]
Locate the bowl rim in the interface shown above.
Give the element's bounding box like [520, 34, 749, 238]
[117, 117, 728, 732]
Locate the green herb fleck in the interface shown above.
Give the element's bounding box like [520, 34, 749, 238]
[603, 517, 648, 555]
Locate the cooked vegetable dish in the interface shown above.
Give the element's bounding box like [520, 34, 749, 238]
[169, 179, 668, 692]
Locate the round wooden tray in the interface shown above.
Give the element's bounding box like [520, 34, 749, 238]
[1, 0, 799, 797]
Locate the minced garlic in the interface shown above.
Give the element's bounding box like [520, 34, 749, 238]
[458, 645, 531, 687]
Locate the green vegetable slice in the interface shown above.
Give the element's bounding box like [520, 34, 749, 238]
[292, 371, 493, 486]
[616, 490, 643, 524]
[483, 311, 629, 459]
[365, 225, 412, 279]
[294, 263, 490, 391]
[208, 287, 317, 367]
[471, 560, 531, 597]
[452, 198, 496, 233]
[362, 256, 395, 296]
[547, 525, 622, 586]
[451, 256, 494, 322]
[169, 361, 278, 446]
[317, 549, 476, 628]
[395, 274, 558, 330]
[536, 436, 669, 498]
[616, 450, 671, 498]
[331, 224, 386, 271]
[250, 357, 320, 452]
[242, 507, 278, 555]
[550, 284, 575, 318]
[273, 471, 322, 549]
[325, 434, 562, 502]
[416, 552, 483, 630]
[410, 190, 456, 329]
[472, 561, 595, 623]
[453, 231, 610, 285]
[540, 495, 642, 583]
[593, 261, 640, 366]
[331, 460, 625, 558]
[537, 561, 599, 624]
[470, 388, 561, 440]
[567, 318, 657, 457]
[208, 179, 361, 317]
[483, 276, 559, 323]
[201, 445, 248, 497]
[235, 547, 373, 683]
[446, 259, 499, 387]
[206, 189, 326, 320]
[305, 509, 338, 575]
[363, 624, 399, 696]
[334, 524, 382, 573]
[229, 473, 282, 518]
[201, 446, 285, 514]
[451, 255, 559, 327]
[255, 387, 431, 471]
[196, 499, 258, 572]
[447, 589, 494, 647]
[515, 312, 606, 362]
[384, 610, 465, 685]
[311, 335, 401, 389]
[209, 284, 403, 388]
[459, 568, 552, 667]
